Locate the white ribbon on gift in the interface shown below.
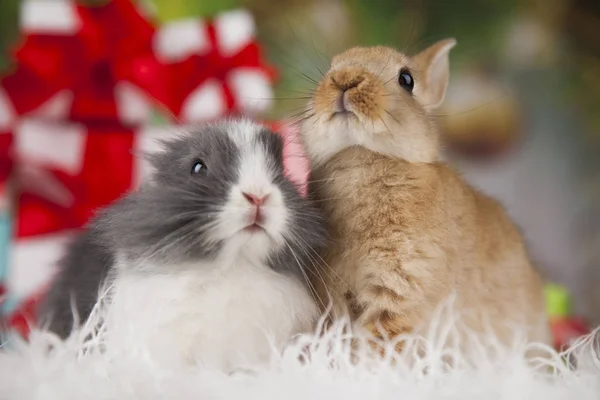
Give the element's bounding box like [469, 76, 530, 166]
[153, 9, 274, 124]
[20, 0, 81, 35]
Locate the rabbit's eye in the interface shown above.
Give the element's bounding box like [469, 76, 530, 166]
[191, 159, 207, 175]
[398, 69, 414, 92]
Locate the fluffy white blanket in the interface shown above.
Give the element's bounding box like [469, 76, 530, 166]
[1, 299, 599, 400]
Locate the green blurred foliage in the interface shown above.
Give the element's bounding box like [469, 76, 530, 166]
[0, 0, 19, 71]
[348, 0, 520, 62]
[151, 0, 239, 21]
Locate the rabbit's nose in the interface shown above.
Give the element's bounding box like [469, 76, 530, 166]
[330, 73, 364, 91]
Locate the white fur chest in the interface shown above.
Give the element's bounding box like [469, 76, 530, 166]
[103, 259, 318, 370]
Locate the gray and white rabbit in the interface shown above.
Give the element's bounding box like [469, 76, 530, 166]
[38, 119, 325, 369]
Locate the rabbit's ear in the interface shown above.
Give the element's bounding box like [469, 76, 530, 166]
[412, 38, 456, 110]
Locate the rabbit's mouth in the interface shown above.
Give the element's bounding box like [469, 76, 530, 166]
[331, 92, 360, 121]
[330, 110, 355, 121]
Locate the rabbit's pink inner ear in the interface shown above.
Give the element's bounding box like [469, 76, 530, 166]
[279, 123, 309, 197]
[413, 38, 456, 110]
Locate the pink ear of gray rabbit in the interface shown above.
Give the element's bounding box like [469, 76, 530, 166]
[278, 122, 309, 198]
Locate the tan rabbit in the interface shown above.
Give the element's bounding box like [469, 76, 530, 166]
[299, 39, 551, 352]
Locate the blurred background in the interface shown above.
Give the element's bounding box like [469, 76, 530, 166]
[0, 0, 599, 333]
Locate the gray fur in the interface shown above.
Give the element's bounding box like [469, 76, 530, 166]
[38, 120, 326, 338]
[38, 229, 113, 338]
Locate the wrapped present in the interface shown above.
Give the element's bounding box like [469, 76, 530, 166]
[12, 119, 136, 238]
[0, 1, 277, 127]
[151, 9, 277, 122]
[0, 0, 159, 125]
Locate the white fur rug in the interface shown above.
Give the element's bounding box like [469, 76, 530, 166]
[1, 299, 599, 400]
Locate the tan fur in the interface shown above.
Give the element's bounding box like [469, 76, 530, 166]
[300, 40, 551, 352]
